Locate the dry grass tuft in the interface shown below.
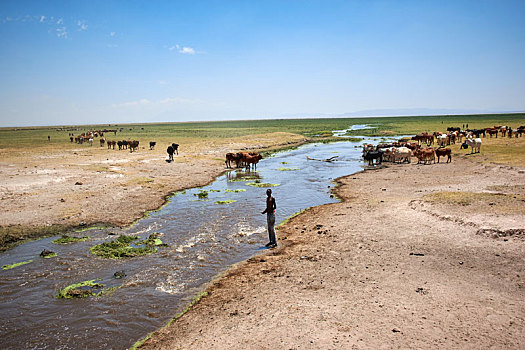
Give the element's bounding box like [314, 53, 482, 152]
[424, 191, 525, 214]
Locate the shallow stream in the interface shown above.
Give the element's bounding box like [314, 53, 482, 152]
[0, 135, 392, 349]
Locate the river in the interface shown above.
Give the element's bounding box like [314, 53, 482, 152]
[0, 134, 393, 349]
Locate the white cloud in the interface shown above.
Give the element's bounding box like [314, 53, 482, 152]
[77, 20, 88, 31]
[112, 99, 151, 108]
[56, 27, 68, 38]
[160, 96, 201, 104]
[39, 16, 45, 23]
[176, 45, 195, 54]
[110, 31, 115, 37]
[167, 44, 197, 54]
[56, 18, 63, 25]
[158, 80, 168, 85]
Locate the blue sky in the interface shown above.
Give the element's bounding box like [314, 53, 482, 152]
[0, 0, 524, 126]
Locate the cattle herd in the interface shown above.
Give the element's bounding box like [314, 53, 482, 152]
[225, 152, 263, 170]
[362, 124, 525, 166]
[67, 129, 176, 155]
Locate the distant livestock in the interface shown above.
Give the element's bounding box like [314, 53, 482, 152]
[363, 150, 383, 166]
[149, 141, 156, 150]
[129, 140, 139, 153]
[171, 143, 179, 155]
[225, 152, 243, 168]
[435, 148, 452, 163]
[167, 145, 175, 161]
[461, 138, 482, 153]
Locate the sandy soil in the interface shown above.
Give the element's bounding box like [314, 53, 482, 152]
[141, 156, 525, 349]
[0, 132, 305, 243]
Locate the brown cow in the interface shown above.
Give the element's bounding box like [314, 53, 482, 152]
[225, 153, 243, 168]
[414, 147, 435, 165]
[129, 140, 139, 153]
[244, 154, 263, 170]
[435, 148, 452, 163]
[486, 128, 498, 138]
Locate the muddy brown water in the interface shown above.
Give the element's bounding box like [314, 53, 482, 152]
[0, 135, 396, 349]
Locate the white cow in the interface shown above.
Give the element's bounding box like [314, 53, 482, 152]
[465, 137, 482, 153]
[392, 147, 412, 163]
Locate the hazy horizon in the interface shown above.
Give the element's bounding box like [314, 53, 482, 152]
[1, 1, 524, 127]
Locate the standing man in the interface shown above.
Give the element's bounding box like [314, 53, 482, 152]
[261, 189, 277, 247]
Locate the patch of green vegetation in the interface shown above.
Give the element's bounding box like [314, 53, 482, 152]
[194, 190, 209, 199]
[130, 291, 209, 350]
[52, 235, 89, 244]
[224, 189, 246, 193]
[228, 176, 259, 182]
[276, 167, 299, 171]
[246, 182, 280, 187]
[42, 252, 57, 259]
[424, 191, 525, 214]
[280, 161, 289, 164]
[209, 189, 221, 192]
[74, 225, 106, 233]
[55, 279, 119, 299]
[215, 200, 237, 205]
[2, 259, 33, 270]
[142, 233, 168, 247]
[90, 235, 158, 259]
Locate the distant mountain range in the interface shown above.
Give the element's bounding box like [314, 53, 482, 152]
[338, 108, 524, 117]
[278, 108, 524, 119]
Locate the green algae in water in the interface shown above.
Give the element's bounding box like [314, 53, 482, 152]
[209, 189, 221, 192]
[90, 235, 157, 259]
[276, 167, 299, 171]
[228, 176, 259, 182]
[215, 200, 237, 205]
[55, 279, 119, 299]
[2, 259, 33, 270]
[280, 161, 289, 164]
[245, 182, 280, 188]
[42, 252, 57, 259]
[194, 190, 209, 199]
[52, 235, 89, 244]
[224, 189, 246, 193]
[142, 233, 168, 247]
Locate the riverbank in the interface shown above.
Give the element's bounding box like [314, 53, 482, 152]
[140, 155, 525, 349]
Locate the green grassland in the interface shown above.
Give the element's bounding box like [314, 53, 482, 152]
[2, 113, 523, 150]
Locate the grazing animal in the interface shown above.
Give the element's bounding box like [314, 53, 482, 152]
[171, 143, 179, 155]
[149, 141, 156, 150]
[117, 141, 123, 150]
[392, 147, 412, 163]
[100, 138, 105, 147]
[363, 150, 383, 166]
[243, 154, 263, 170]
[88, 138, 94, 146]
[435, 148, 452, 163]
[70, 136, 73, 142]
[461, 138, 482, 153]
[447, 127, 460, 132]
[486, 128, 498, 138]
[414, 148, 435, 165]
[129, 140, 139, 153]
[225, 152, 243, 168]
[122, 140, 128, 149]
[167, 146, 174, 161]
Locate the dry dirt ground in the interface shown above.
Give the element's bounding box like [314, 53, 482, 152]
[0, 132, 305, 245]
[141, 156, 525, 349]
